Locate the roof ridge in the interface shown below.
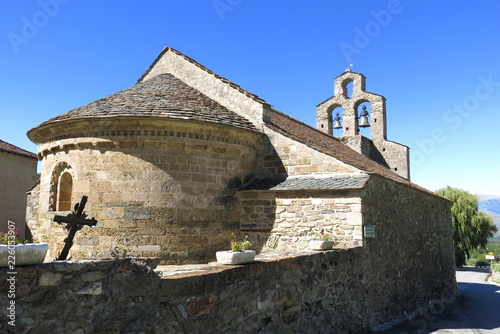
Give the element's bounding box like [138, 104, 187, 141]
[137, 47, 267, 105]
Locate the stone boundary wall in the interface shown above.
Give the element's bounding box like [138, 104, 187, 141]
[1, 249, 455, 334]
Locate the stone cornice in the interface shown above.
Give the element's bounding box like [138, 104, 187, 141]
[32, 117, 261, 159]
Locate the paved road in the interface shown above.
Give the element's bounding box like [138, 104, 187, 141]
[376, 267, 500, 333]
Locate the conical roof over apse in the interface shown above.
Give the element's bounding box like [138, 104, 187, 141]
[28, 73, 257, 143]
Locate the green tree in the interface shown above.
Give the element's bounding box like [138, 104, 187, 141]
[436, 186, 498, 266]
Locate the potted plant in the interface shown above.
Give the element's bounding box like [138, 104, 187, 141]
[0, 228, 49, 268]
[308, 231, 335, 250]
[216, 233, 256, 265]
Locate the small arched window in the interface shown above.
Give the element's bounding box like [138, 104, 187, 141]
[57, 172, 73, 211]
[49, 162, 74, 211]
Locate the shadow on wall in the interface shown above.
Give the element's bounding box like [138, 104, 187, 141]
[113, 135, 265, 263]
[236, 136, 287, 254]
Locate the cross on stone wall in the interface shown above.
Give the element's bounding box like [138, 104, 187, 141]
[53, 196, 97, 260]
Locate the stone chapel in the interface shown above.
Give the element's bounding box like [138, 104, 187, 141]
[27, 47, 454, 267]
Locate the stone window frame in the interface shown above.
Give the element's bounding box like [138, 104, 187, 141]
[49, 162, 74, 211]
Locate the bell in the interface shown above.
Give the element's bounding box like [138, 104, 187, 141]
[333, 113, 342, 129]
[358, 106, 370, 128]
[358, 115, 370, 128]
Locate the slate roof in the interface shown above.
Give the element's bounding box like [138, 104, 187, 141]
[0, 140, 37, 159]
[266, 109, 435, 195]
[241, 174, 370, 191]
[33, 73, 257, 132]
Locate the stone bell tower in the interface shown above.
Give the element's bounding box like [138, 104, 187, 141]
[316, 69, 410, 179]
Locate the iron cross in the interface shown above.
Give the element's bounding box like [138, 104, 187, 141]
[53, 196, 97, 260]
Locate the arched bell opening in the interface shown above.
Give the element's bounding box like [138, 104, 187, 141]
[342, 79, 354, 98]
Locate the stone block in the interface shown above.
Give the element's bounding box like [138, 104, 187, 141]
[80, 271, 106, 282]
[120, 221, 138, 228]
[103, 220, 120, 228]
[91, 181, 112, 192]
[77, 236, 100, 246]
[76, 282, 103, 295]
[39, 272, 62, 287]
[275, 207, 286, 214]
[103, 192, 122, 202]
[311, 198, 323, 205]
[256, 192, 276, 200]
[136, 245, 162, 252]
[100, 207, 125, 219]
[125, 207, 151, 220]
[186, 295, 217, 317]
[310, 157, 323, 165]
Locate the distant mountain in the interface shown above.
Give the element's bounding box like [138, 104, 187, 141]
[491, 215, 500, 237]
[478, 195, 500, 236]
[479, 198, 500, 215]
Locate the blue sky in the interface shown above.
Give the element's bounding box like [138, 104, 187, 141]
[1, 1, 499, 195]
